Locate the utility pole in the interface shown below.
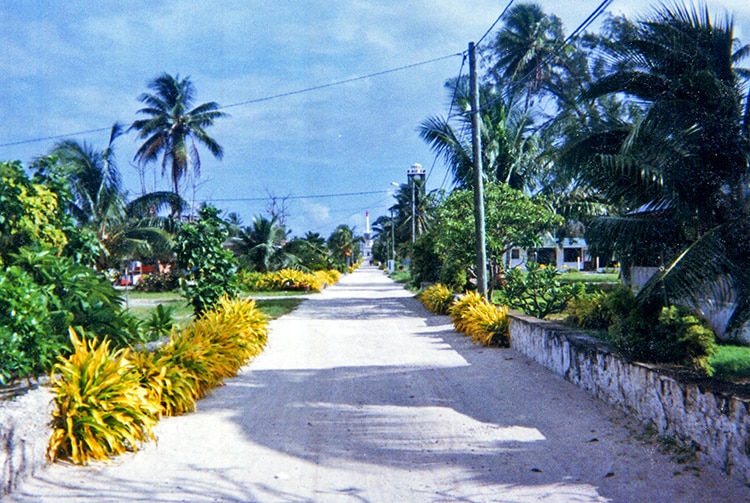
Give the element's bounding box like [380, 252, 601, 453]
[469, 41, 488, 298]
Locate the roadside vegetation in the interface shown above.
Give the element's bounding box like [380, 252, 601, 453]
[2, 0, 750, 464]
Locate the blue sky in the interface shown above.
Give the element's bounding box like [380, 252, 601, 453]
[1, 1, 749, 238]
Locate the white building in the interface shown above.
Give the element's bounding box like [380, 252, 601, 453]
[505, 237, 595, 271]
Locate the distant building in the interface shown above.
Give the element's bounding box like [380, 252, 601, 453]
[505, 237, 600, 272]
[362, 211, 374, 262]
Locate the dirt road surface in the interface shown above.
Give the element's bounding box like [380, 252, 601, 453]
[8, 265, 750, 502]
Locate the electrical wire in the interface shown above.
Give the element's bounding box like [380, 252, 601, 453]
[476, 0, 516, 47]
[0, 53, 463, 149]
[219, 53, 463, 110]
[0, 127, 112, 148]
[468, 0, 614, 116]
[207, 189, 391, 202]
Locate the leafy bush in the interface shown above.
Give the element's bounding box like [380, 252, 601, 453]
[143, 304, 177, 339]
[135, 270, 182, 293]
[176, 206, 238, 316]
[565, 291, 611, 330]
[417, 283, 454, 315]
[240, 268, 339, 292]
[498, 262, 585, 319]
[0, 248, 146, 384]
[146, 296, 268, 416]
[47, 330, 161, 464]
[439, 259, 467, 292]
[448, 292, 510, 347]
[0, 266, 62, 384]
[449, 292, 485, 335]
[12, 248, 143, 348]
[606, 288, 717, 373]
[464, 301, 510, 347]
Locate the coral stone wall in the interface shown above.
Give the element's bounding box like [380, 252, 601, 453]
[0, 387, 54, 495]
[508, 311, 750, 483]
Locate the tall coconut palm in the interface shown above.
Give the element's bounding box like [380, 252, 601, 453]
[50, 124, 124, 232]
[419, 84, 540, 191]
[568, 4, 750, 335]
[130, 73, 227, 197]
[487, 2, 566, 110]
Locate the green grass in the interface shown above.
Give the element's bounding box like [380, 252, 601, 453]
[126, 299, 193, 330]
[709, 344, 750, 381]
[120, 290, 182, 302]
[255, 298, 305, 319]
[558, 271, 620, 284]
[389, 268, 410, 284]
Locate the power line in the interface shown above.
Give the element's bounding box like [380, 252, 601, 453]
[474, 0, 614, 115]
[0, 53, 463, 149]
[207, 189, 391, 203]
[219, 53, 463, 110]
[0, 127, 112, 148]
[476, 0, 516, 47]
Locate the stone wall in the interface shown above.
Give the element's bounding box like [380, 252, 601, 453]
[508, 311, 750, 483]
[0, 386, 54, 495]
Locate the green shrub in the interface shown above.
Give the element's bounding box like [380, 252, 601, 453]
[439, 259, 467, 292]
[135, 270, 182, 293]
[143, 304, 177, 339]
[47, 329, 161, 464]
[447, 292, 510, 347]
[498, 262, 585, 319]
[606, 287, 717, 374]
[417, 283, 454, 314]
[0, 266, 62, 384]
[176, 206, 238, 316]
[565, 291, 611, 329]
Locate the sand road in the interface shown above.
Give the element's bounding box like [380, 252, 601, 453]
[8, 265, 750, 502]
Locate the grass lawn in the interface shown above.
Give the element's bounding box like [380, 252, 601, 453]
[389, 268, 410, 284]
[710, 344, 750, 382]
[125, 291, 305, 328]
[558, 271, 620, 284]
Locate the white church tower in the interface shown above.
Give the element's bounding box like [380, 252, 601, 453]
[362, 211, 374, 263]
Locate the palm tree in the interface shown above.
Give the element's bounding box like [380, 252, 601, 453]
[232, 216, 290, 272]
[50, 124, 124, 232]
[487, 3, 566, 110]
[327, 225, 363, 271]
[284, 232, 329, 271]
[419, 84, 541, 191]
[130, 73, 227, 197]
[567, 4, 750, 335]
[49, 128, 185, 269]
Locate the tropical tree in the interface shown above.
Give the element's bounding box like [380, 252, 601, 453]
[371, 215, 396, 264]
[130, 73, 227, 197]
[486, 2, 567, 110]
[432, 182, 561, 278]
[283, 232, 329, 271]
[419, 83, 542, 192]
[47, 130, 185, 270]
[327, 225, 362, 271]
[0, 160, 70, 264]
[175, 205, 237, 316]
[387, 179, 440, 249]
[231, 215, 291, 273]
[566, 4, 750, 336]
